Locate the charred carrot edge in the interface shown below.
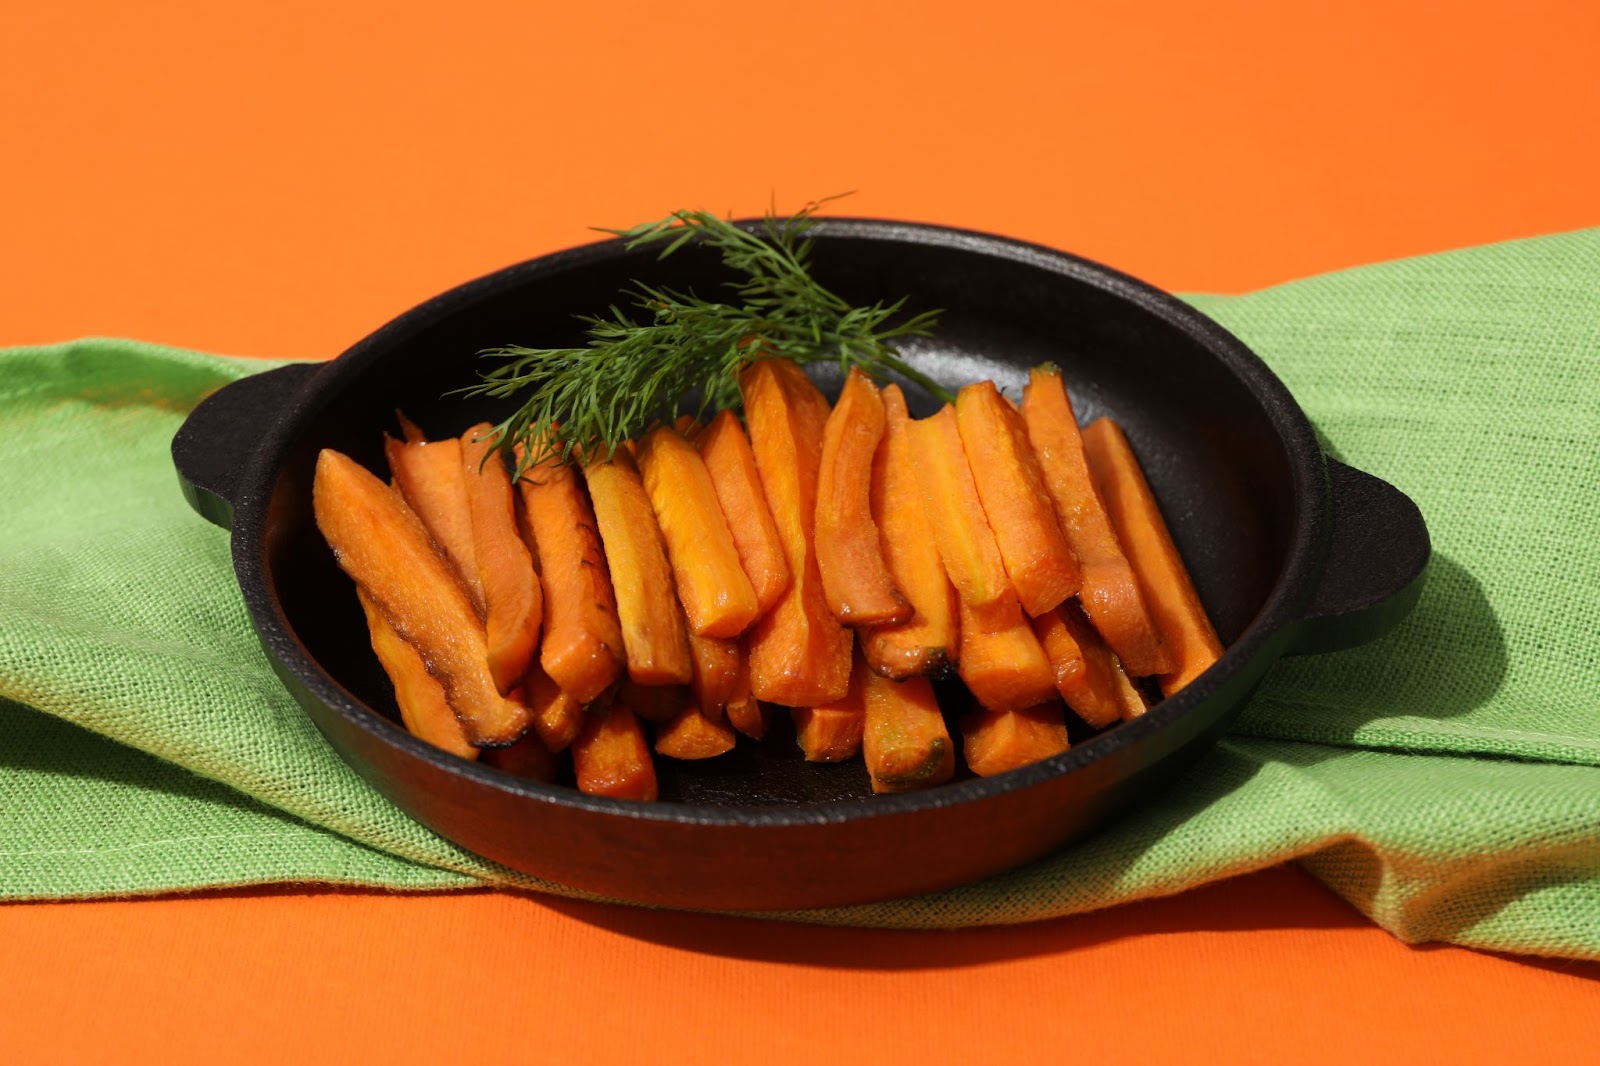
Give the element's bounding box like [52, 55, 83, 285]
[520, 662, 587, 753]
[862, 384, 961, 680]
[616, 681, 690, 724]
[654, 704, 737, 760]
[1080, 418, 1224, 696]
[516, 441, 626, 704]
[1021, 368, 1171, 676]
[956, 595, 1058, 712]
[792, 651, 867, 762]
[314, 449, 531, 747]
[460, 424, 542, 694]
[385, 432, 484, 614]
[636, 425, 762, 639]
[583, 448, 694, 686]
[480, 726, 560, 782]
[570, 706, 658, 801]
[739, 360, 853, 706]
[956, 380, 1081, 617]
[355, 587, 478, 759]
[1030, 603, 1146, 728]
[861, 669, 953, 793]
[687, 631, 738, 724]
[696, 410, 792, 615]
[961, 701, 1071, 777]
[910, 404, 1014, 626]
[815, 368, 911, 626]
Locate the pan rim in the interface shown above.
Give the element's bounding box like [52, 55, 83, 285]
[230, 217, 1328, 828]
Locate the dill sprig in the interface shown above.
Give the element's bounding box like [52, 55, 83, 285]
[465, 197, 947, 472]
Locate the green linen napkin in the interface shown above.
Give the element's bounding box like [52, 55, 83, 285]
[3, 230, 1597, 960]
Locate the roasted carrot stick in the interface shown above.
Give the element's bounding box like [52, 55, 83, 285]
[961, 701, 1070, 777]
[636, 425, 762, 639]
[616, 681, 690, 723]
[515, 442, 626, 704]
[910, 404, 1014, 629]
[480, 727, 560, 782]
[792, 651, 867, 762]
[1081, 418, 1224, 696]
[385, 432, 484, 614]
[355, 587, 478, 759]
[674, 414, 702, 440]
[1021, 368, 1171, 676]
[724, 640, 769, 740]
[570, 706, 658, 801]
[519, 661, 586, 753]
[654, 704, 737, 760]
[696, 410, 791, 615]
[956, 380, 1081, 617]
[739, 359, 853, 706]
[687, 631, 738, 723]
[862, 384, 961, 680]
[582, 447, 694, 686]
[956, 596, 1058, 712]
[460, 423, 542, 694]
[313, 449, 532, 747]
[815, 368, 911, 626]
[861, 669, 954, 794]
[1030, 603, 1147, 728]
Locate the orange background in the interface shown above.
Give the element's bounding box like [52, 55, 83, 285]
[2, 1, 1597, 1061]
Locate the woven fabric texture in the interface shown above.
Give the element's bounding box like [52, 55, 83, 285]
[1, 230, 1596, 959]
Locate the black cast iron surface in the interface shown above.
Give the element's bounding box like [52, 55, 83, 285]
[172, 219, 1429, 909]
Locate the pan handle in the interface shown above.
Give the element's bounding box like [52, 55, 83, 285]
[172, 362, 321, 532]
[1287, 458, 1431, 655]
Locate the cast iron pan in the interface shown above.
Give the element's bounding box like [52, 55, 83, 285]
[172, 219, 1429, 911]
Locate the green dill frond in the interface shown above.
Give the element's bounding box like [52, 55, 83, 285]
[461, 196, 946, 475]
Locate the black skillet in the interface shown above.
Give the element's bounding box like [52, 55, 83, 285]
[172, 219, 1429, 911]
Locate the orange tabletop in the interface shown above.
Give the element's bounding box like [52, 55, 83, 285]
[2, 2, 1597, 1062]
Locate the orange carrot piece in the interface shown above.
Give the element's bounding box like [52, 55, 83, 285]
[956, 595, 1058, 712]
[519, 662, 586, 753]
[674, 414, 702, 441]
[385, 432, 484, 614]
[724, 640, 768, 740]
[687, 631, 738, 723]
[956, 380, 1081, 617]
[739, 360, 853, 706]
[480, 727, 560, 782]
[654, 703, 737, 760]
[583, 448, 694, 686]
[910, 404, 1014, 628]
[1030, 603, 1148, 728]
[393, 410, 428, 445]
[460, 423, 542, 694]
[355, 587, 478, 760]
[861, 669, 954, 793]
[570, 706, 658, 801]
[313, 449, 531, 747]
[1021, 368, 1171, 676]
[862, 384, 961, 680]
[616, 681, 690, 724]
[696, 410, 792, 615]
[961, 701, 1071, 777]
[792, 652, 866, 762]
[1081, 418, 1224, 696]
[516, 443, 626, 704]
[815, 368, 911, 626]
[636, 425, 762, 639]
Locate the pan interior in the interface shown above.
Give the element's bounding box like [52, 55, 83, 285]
[264, 230, 1296, 805]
